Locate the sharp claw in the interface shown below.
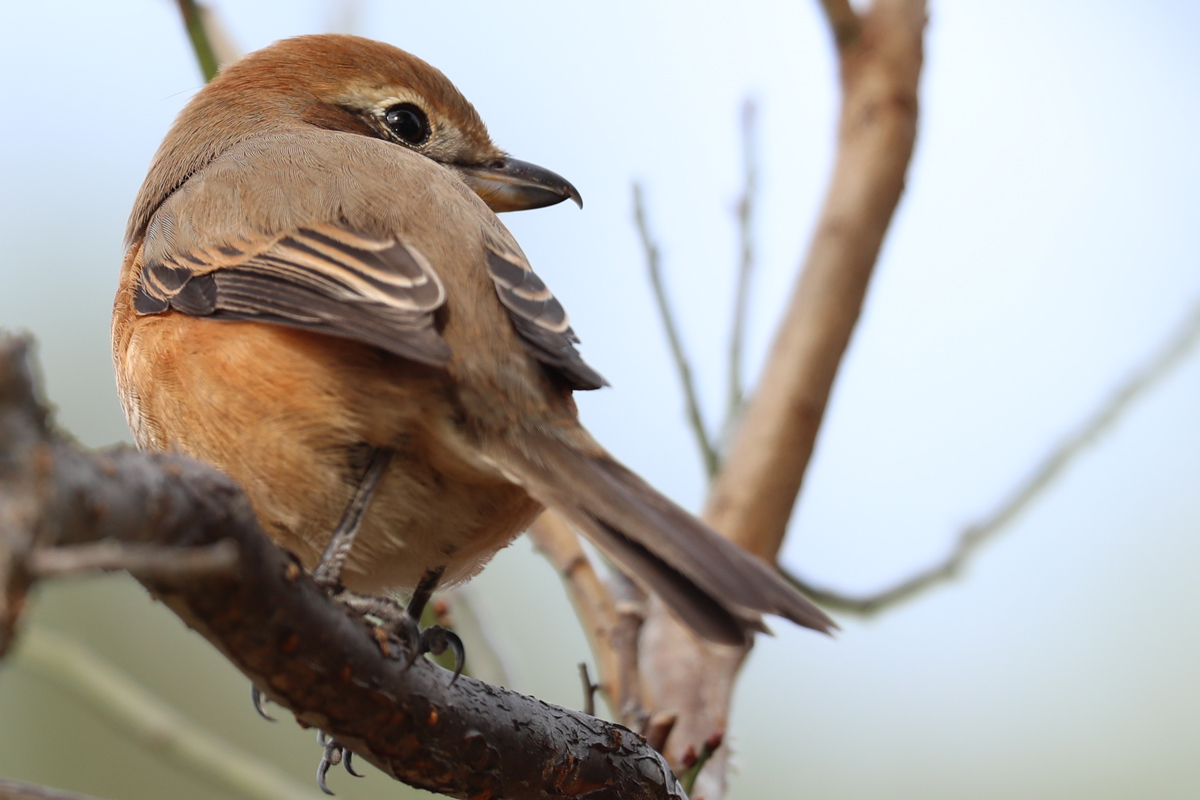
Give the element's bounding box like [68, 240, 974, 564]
[317, 751, 336, 795]
[447, 631, 465, 685]
[251, 686, 276, 722]
[343, 750, 364, 778]
[420, 626, 466, 685]
[316, 731, 349, 794]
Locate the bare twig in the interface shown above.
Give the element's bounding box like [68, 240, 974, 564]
[705, 0, 926, 562]
[783, 292, 1200, 615]
[527, 513, 631, 717]
[638, 3, 927, 798]
[725, 99, 759, 436]
[28, 541, 238, 581]
[633, 183, 720, 478]
[643, 712, 678, 755]
[16, 627, 325, 800]
[0, 777, 108, 800]
[677, 731, 724, 796]
[174, 0, 220, 81]
[578, 662, 598, 717]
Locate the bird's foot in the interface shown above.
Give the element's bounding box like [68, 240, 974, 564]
[334, 589, 464, 682]
[316, 730, 364, 795]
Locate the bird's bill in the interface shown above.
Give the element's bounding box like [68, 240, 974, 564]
[459, 157, 583, 213]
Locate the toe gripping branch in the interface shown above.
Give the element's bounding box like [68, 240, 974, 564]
[0, 332, 688, 800]
[250, 445, 466, 794]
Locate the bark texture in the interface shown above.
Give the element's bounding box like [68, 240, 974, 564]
[0, 333, 685, 800]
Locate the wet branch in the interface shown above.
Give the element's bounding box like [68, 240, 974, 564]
[0, 333, 685, 800]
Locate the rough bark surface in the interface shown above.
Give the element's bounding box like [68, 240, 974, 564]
[0, 333, 685, 800]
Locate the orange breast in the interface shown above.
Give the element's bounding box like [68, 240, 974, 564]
[112, 246, 542, 593]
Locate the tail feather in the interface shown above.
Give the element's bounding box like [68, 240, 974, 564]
[489, 424, 836, 645]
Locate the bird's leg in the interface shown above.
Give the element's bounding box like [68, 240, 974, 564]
[335, 567, 464, 681]
[249, 448, 395, 729]
[312, 447, 393, 589]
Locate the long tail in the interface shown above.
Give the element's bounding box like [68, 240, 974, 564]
[487, 423, 836, 645]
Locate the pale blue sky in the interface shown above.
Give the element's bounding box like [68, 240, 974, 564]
[1, 2, 1198, 799]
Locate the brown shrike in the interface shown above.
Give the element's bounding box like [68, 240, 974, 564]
[112, 34, 833, 659]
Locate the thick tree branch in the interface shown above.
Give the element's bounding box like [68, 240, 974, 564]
[639, 3, 927, 798]
[0, 333, 685, 800]
[705, 0, 926, 562]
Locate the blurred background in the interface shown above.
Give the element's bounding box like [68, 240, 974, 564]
[2, 1, 1199, 798]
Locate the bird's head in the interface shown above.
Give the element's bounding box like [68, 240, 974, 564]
[129, 34, 579, 243]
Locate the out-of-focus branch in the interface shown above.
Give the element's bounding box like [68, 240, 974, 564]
[705, 0, 926, 562]
[174, 0, 220, 81]
[0, 333, 686, 800]
[437, 586, 519, 688]
[16, 627, 325, 800]
[818, 0, 862, 45]
[28, 541, 237, 581]
[783, 291, 1200, 615]
[0, 777, 108, 800]
[637, 3, 927, 798]
[633, 184, 720, 478]
[527, 512, 648, 726]
[725, 99, 759, 436]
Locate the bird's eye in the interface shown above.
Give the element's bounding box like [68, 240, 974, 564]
[384, 103, 430, 146]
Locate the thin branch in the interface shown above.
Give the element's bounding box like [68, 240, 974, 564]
[783, 291, 1200, 615]
[28, 541, 238, 581]
[16, 627, 325, 800]
[704, 0, 926, 561]
[725, 99, 759, 437]
[527, 512, 635, 720]
[0, 777, 108, 800]
[637, 3, 927, 798]
[677, 731, 724, 797]
[633, 183, 721, 478]
[438, 586, 519, 688]
[174, 0, 220, 82]
[0, 333, 686, 800]
[578, 662, 598, 717]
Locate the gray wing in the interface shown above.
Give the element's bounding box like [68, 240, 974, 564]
[482, 229, 607, 391]
[134, 223, 450, 367]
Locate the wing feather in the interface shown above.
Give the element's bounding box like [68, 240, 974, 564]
[482, 228, 608, 391]
[134, 225, 450, 367]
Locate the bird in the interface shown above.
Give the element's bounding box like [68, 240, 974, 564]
[112, 34, 834, 658]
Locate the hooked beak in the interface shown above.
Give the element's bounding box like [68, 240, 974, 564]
[459, 157, 583, 213]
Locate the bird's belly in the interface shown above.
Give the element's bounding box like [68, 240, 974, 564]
[115, 312, 542, 597]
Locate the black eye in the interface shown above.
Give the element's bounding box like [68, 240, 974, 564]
[383, 103, 430, 146]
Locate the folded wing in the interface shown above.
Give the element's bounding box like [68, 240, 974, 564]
[134, 223, 450, 367]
